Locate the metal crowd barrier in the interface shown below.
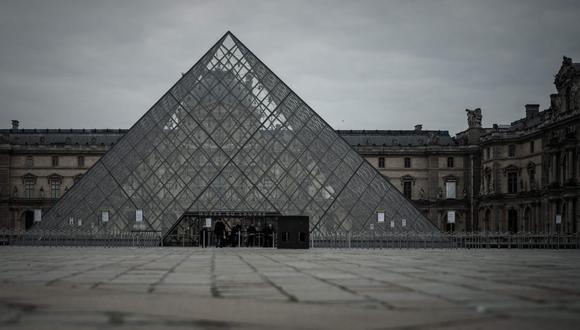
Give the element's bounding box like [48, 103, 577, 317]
[0, 229, 162, 248]
[309, 231, 580, 249]
[1, 229, 578, 249]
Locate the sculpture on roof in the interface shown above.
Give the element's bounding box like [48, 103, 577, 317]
[466, 108, 482, 128]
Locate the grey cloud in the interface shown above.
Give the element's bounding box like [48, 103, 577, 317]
[1, 0, 579, 133]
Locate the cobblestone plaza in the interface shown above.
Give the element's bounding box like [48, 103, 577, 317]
[1, 247, 579, 329]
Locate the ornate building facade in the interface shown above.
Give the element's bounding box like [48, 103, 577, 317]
[1, 57, 579, 233]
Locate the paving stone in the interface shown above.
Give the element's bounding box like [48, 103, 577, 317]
[1, 247, 579, 329]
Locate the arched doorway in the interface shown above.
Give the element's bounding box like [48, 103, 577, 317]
[21, 210, 35, 230]
[507, 209, 518, 233]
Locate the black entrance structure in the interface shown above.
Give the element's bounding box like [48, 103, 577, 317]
[32, 32, 440, 245]
[163, 211, 280, 247]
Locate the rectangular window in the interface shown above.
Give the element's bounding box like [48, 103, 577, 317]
[507, 172, 518, 194]
[24, 178, 34, 199]
[447, 157, 454, 168]
[50, 180, 61, 198]
[378, 157, 385, 168]
[445, 181, 457, 199]
[52, 156, 59, 167]
[403, 181, 412, 199]
[529, 168, 536, 189]
[508, 145, 516, 158]
[404, 157, 411, 168]
[78, 156, 85, 168]
[530, 141, 535, 153]
[486, 148, 491, 160]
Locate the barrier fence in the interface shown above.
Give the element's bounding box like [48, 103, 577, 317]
[310, 232, 580, 249]
[1, 230, 579, 249]
[0, 230, 161, 247]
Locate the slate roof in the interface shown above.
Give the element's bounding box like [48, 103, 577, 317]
[337, 130, 458, 147]
[0, 129, 127, 146]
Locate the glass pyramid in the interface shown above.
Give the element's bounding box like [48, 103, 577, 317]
[36, 32, 439, 237]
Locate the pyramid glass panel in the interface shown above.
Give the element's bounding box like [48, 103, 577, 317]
[34, 32, 439, 239]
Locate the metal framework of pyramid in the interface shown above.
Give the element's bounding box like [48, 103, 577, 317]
[36, 32, 439, 237]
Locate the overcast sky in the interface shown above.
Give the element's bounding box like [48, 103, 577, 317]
[1, 0, 579, 134]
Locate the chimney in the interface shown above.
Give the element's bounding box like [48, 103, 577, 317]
[11, 120, 19, 130]
[525, 104, 539, 118]
[414, 124, 423, 131]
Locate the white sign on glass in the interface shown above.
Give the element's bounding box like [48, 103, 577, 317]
[69, 217, 74, 225]
[556, 214, 562, 224]
[390, 220, 395, 228]
[101, 210, 109, 222]
[136, 209, 143, 222]
[205, 218, 212, 228]
[402, 219, 407, 227]
[377, 212, 385, 223]
[447, 211, 456, 224]
[33, 209, 42, 222]
[77, 219, 82, 226]
[370, 223, 375, 230]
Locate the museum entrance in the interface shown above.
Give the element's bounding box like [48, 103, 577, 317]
[163, 211, 281, 247]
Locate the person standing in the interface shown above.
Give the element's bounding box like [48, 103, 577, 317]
[246, 224, 256, 247]
[214, 219, 226, 248]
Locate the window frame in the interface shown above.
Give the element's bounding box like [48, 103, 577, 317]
[78, 156, 85, 168]
[404, 157, 411, 168]
[403, 181, 412, 199]
[447, 157, 454, 168]
[378, 157, 385, 169]
[24, 177, 35, 199]
[48, 175, 62, 199]
[507, 171, 518, 194]
[508, 145, 516, 158]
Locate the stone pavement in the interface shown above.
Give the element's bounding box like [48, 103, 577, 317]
[0, 247, 579, 329]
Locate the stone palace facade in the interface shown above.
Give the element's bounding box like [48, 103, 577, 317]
[1, 57, 579, 233]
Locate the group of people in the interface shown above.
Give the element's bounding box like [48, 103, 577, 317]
[200, 219, 275, 248]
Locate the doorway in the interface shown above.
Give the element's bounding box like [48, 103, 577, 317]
[507, 209, 518, 233]
[22, 210, 35, 230]
[163, 211, 280, 247]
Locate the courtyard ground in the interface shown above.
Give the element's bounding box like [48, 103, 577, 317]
[0, 247, 579, 329]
